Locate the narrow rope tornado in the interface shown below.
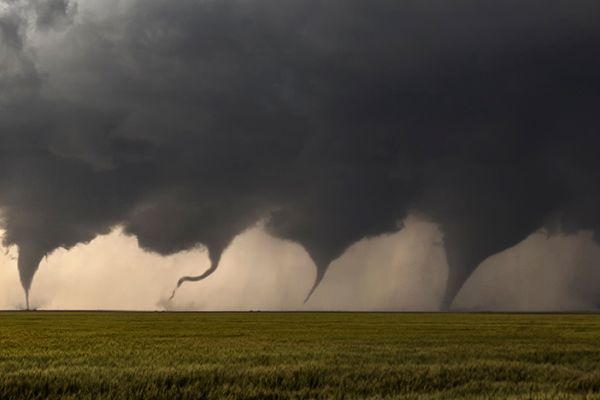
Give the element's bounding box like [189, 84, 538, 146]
[169, 252, 222, 301]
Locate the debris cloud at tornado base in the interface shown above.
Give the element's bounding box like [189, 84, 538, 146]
[2, 0, 600, 310]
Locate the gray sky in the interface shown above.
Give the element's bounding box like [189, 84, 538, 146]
[2, 0, 600, 311]
[2, 217, 599, 310]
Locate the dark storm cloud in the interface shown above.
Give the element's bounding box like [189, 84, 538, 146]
[33, 0, 75, 30]
[2, 0, 600, 309]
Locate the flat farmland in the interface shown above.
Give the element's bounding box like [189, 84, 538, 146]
[1, 312, 600, 399]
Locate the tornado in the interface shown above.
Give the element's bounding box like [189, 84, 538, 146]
[169, 251, 222, 301]
[303, 264, 327, 304]
[16, 243, 46, 310]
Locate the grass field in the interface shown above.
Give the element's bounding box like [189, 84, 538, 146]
[1, 312, 600, 399]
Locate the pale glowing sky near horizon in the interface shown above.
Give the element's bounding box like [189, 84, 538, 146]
[2, 217, 599, 311]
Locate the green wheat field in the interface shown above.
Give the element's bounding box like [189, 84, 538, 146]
[1, 312, 600, 399]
